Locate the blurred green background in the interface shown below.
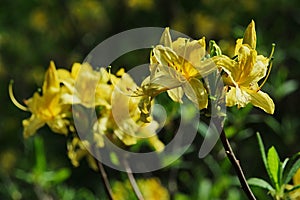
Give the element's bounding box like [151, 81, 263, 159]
[1, 0, 300, 199]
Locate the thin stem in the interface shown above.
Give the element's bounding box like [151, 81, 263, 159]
[123, 159, 144, 200]
[96, 160, 114, 200]
[214, 117, 256, 200]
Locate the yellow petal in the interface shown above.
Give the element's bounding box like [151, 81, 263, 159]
[153, 45, 179, 68]
[99, 67, 110, 83]
[226, 87, 250, 108]
[46, 93, 62, 116]
[25, 92, 42, 114]
[237, 46, 256, 84]
[47, 117, 69, 135]
[114, 128, 137, 146]
[147, 135, 164, 152]
[243, 20, 256, 49]
[57, 68, 71, 82]
[293, 168, 300, 186]
[226, 87, 236, 107]
[114, 72, 138, 95]
[183, 78, 208, 109]
[172, 37, 206, 68]
[150, 68, 183, 89]
[42, 61, 60, 95]
[67, 137, 88, 167]
[74, 63, 100, 107]
[213, 55, 237, 84]
[71, 63, 82, 79]
[159, 27, 172, 48]
[248, 89, 275, 114]
[95, 84, 112, 108]
[194, 58, 217, 78]
[138, 95, 152, 123]
[234, 39, 243, 56]
[86, 154, 98, 171]
[93, 128, 105, 148]
[249, 55, 269, 83]
[167, 87, 184, 103]
[22, 115, 45, 138]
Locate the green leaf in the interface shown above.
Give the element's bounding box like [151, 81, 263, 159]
[209, 40, 222, 57]
[256, 132, 275, 187]
[197, 178, 211, 200]
[14, 169, 33, 184]
[282, 158, 289, 170]
[110, 152, 120, 166]
[247, 178, 275, 191]
[174, 193, 190, 200]
[282, 152, 300, 185]
[267, 146, 281, 189]
[51, 168, 71, 184]
[276, 80, 298, 99]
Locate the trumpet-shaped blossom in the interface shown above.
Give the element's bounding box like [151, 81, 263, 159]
[93, 69, 164, 151]
[57, 63, 112, 108]
[214, 20, 275, 114]
[57, 63, 164, 152]
[138, 28, 216, 121]
[149, 28, 216, 108]
[10, 61, 70, 138]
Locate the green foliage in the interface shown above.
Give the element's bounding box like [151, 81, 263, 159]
[267, 146, 281, 190]
[248, 133, 300, 199]
[282, 153, 300, 185]
[1, 0, 300, 199]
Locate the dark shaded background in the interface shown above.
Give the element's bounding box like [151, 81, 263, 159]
[1, 0, 300, 199]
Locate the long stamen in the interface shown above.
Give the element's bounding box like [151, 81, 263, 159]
[257, 43, 275, 91]
[9, 80, 28, 111]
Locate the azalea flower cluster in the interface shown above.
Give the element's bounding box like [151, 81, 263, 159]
[10, 20, 275, 169]
[137, 20, 275, 122]
[10, 62, 164, 169]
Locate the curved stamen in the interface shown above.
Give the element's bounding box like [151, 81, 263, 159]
[257, 43, 275, 91]
[9, 80, 28, 111]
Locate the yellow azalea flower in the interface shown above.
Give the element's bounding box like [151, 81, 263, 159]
[93, 115, 164, 152]
[214, 20, 275, 114]
[143, 27, 216, 110]
[286, 168, 300, 199]
[293, 168, 300, 186]
[112, 177, 170, 200]
[93, 71, 164, 152]
[57, 62, 164, 151]
[10, 61, 70, 138]
[67, 136, 98, 171]
[57, 63, 112, 108]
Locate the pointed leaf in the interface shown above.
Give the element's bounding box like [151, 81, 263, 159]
[248, 178, 275, 191]
[256, 132, 275, 187]
[283, 158, 300, 185]
[282, 152, 300, 184]
[51, 168, 71, 184]
[243, 20, 256, 49]
[267, 146, 281, 189]
[282, 158, 289, 170]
